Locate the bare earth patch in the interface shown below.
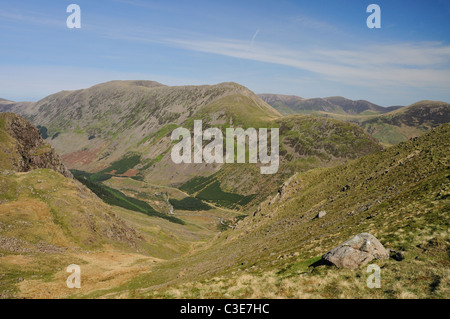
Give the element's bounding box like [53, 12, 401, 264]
[62, 145, 105, 168]
[120, 169, 139, 177]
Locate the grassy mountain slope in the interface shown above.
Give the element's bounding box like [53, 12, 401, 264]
[0, 169, 145, 252]
[175, 115, 381, 210]
[97, 123, 449, 299]
[132, 91, 381, 210]
[0, 167, 219, 298]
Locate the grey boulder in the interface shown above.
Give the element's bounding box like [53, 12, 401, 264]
[316, 211, 327, 219]
[322, 233, 389, 269]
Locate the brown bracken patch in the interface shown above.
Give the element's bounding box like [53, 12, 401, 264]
[62, 145, 104, 167]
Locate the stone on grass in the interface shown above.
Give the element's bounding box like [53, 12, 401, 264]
[322, 233, 389, 269]
[316, 211, 327, 219]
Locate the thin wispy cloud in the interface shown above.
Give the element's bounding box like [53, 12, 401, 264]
[85, 12, 449, 89]
[251, 29, 260, 46]
[318, 43, 450, 67]
[163, 36, 450, 89]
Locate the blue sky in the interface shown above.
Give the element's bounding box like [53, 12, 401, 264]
[0, 0, 449, 106]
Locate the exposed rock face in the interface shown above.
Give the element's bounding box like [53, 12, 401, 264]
[322, 233, 389, 269]
[0, 112, 72, 178]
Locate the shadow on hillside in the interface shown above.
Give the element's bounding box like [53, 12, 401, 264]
[309, 258, 333, 268]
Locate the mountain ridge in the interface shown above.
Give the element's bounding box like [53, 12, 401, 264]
[259, 93, 449, 146]
[258, 93, 402, 115]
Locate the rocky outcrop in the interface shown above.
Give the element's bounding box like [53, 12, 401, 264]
[0, 112, 72, 178]
[322, 233, 389, 269]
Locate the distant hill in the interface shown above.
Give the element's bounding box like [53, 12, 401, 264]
[5, 81, 381, 210]
[11, 81, 280, 170]
[361, 100, 450, 145]
[363, 100, 450, 127]
[0, 99, 34, 114]
[258, 93, 401, 116]
[260, 93, 449, 146]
